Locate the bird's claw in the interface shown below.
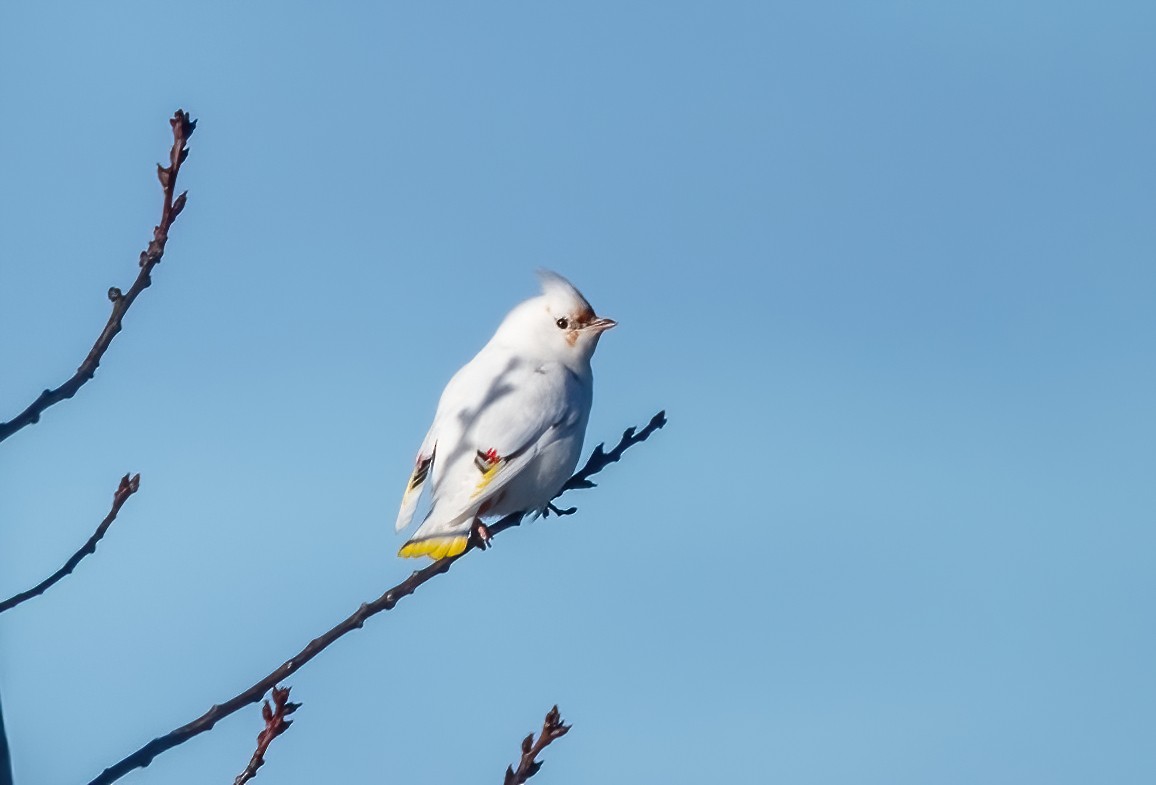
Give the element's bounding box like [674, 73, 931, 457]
[470, 519, 492, 551]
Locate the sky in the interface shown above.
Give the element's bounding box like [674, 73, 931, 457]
[1, 2, 1154, 783]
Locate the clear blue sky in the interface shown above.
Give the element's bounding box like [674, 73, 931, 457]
[2, 2, 1154, 783]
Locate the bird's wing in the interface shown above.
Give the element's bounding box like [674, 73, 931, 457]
[394, 352, 496, 534]
[401, 359, 584, 555]
[394, 424, 437, 533]
[453, 361, 582, 513]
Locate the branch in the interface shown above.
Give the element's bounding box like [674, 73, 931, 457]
[0, 474, 140, 614]
[0, 694, 11, 785]
[233, 687, 299, 785]
[86, 411, 665, 785]
[0, 110, 196, 445]
[503, 706, 571, 785]
[541, 409, 667, 519]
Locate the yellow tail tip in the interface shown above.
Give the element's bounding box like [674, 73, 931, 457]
[398, 536, 469, 560]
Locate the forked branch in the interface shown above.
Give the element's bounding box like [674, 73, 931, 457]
[0, 110, 196, 444]
[86, 411, 665, 785]
[503, 706, 571, 785]
[0, 473, 140, 614]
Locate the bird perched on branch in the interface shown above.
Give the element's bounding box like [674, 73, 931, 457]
[394, 270, 616, 559]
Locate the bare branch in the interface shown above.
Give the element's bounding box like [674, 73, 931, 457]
[0, 110, 196, 445]
[85, 412, 665, 785]
[559, 410, 667, 494]
[0, 473, 140, 614]
[0, 696, 11, 785]
[233, 686, 299, 785]
[503, 706, 571, 785]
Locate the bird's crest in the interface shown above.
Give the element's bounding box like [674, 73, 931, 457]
[537, 269, 593, 317]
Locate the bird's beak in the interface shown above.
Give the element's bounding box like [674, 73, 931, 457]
[585, 317, 617, 333]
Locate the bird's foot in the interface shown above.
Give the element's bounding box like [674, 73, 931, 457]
[470, 519, 492, 551]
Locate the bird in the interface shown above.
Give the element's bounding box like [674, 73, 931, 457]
[394, 270, 616, 559]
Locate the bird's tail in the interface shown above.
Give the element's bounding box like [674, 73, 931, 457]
[398, 509, 474, 559]
[397, 535, 469, 560]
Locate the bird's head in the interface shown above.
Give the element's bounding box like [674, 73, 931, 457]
[494, 270, 616, 365]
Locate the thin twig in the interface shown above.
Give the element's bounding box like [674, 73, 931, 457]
[86, 412, 665, 785]
[0, 110, 196, 445]
[503, 706, 571, 785]
[0, 474, 140, 614]
[233, 686, 300, 785]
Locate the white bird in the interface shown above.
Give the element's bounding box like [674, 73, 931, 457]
[394, 270, 616, 559]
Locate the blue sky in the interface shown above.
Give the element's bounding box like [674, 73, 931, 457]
[2, 2, 1155, 783]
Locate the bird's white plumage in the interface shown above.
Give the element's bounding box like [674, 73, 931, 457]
[394, 271, 614, 559]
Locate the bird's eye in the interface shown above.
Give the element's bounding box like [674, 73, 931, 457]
[555, 317, 569, 330]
